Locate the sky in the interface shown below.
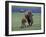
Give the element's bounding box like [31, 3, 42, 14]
[12, 6, 41, 13]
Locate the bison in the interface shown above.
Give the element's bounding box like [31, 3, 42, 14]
[21, 10, 33, 28]
[25, 10, 33, 26]
[21, 16, 28, 28]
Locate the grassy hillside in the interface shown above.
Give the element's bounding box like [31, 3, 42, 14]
[12, 13, 41, 31]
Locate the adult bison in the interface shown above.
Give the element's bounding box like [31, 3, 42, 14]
[25, 10, 33, 26]
[21, 10, 33, 28]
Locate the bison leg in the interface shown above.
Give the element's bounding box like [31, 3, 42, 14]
[28, 19, 33, 26]
[30, 19, 33, 26]
[28, 21, 31, 26]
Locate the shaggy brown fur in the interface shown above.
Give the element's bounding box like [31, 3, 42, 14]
[21, 16, 28, 27]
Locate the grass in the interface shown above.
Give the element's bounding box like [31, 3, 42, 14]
[12, 13, 41, 31]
